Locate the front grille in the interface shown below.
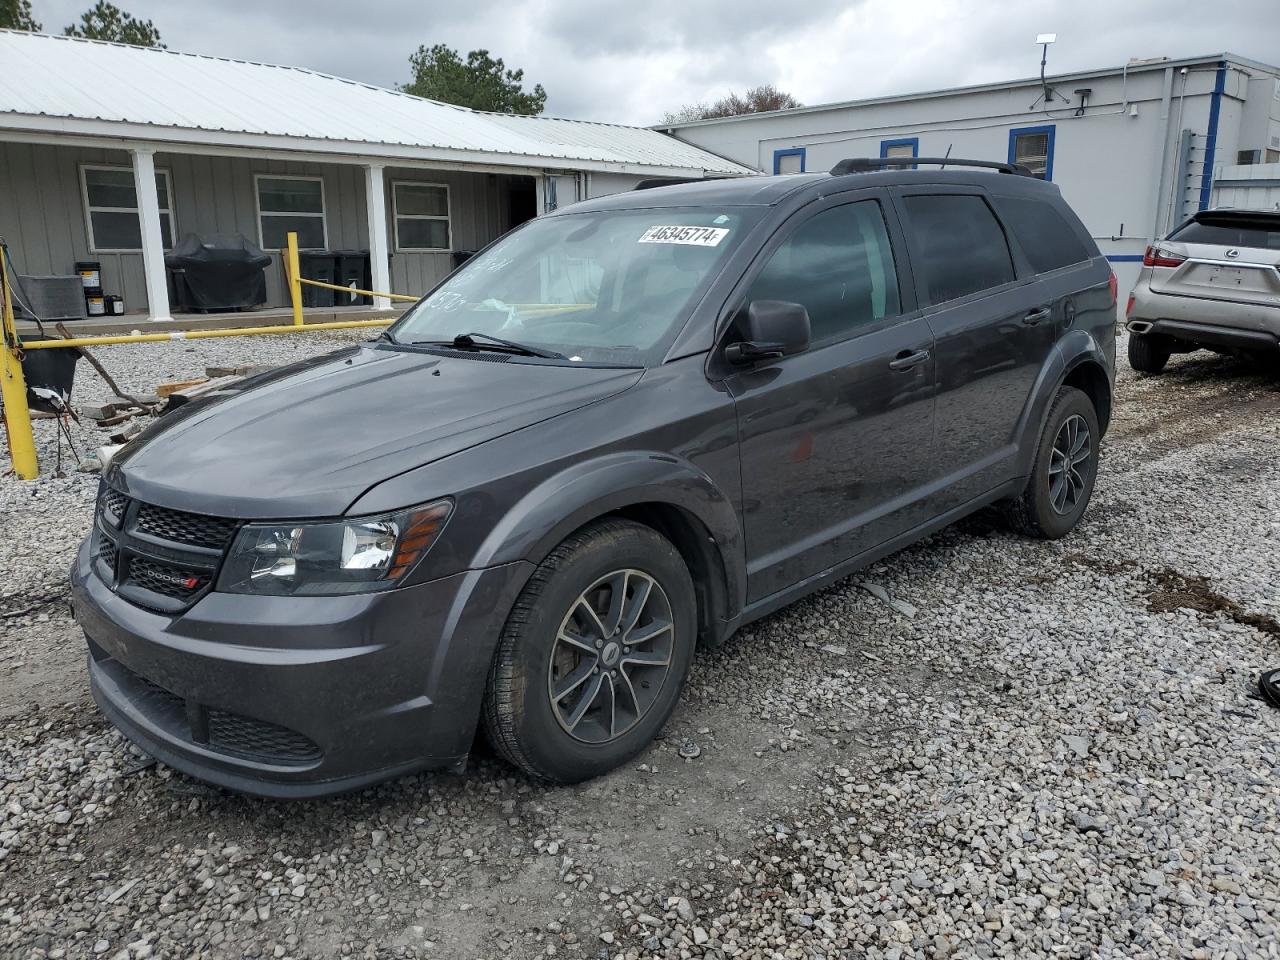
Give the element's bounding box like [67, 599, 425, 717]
[127, 556, 207, 600]
[105, 659, 322, 766]
[208, 710, 322, 763]
[135, 503, 238, 550]
[101, 487, 128, 528]
[100, 543, 118, 579]
[93, 485, 239, 613]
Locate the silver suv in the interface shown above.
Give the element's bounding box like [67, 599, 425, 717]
[1125, 209, 1280, 373]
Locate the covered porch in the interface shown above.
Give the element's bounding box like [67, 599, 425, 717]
[0, 137, 548, 323]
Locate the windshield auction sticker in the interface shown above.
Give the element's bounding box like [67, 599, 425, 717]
[638, 225, 730, 247]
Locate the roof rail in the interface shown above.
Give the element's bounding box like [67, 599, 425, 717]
[830, 157, 1035, 177]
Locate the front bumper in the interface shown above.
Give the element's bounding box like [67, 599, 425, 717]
[71, 540, 531, 798]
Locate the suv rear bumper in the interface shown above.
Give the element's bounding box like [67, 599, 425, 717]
[1127, 281, 1280, 352]
[70, 539, 531, 798]
[1125, 317, 1280, 354]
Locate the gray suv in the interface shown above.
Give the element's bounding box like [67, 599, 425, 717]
[1126, 209, 1280, 372]
[70, 158, 1117, 797]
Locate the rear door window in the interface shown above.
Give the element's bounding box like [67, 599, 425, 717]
[900, 194, 1015, 304]
[1169, 218, 1280, 250]
[992, 196, 1093, 273]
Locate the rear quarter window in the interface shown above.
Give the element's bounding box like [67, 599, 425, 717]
[992, 195, 1093, 273]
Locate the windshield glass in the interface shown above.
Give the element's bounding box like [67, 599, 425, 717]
[390, 206, 757, 365]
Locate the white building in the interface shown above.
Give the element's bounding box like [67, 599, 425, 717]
[0, 30, 749, 321]
[660, 52, 1280, 297]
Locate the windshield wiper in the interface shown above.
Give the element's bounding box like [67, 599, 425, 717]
[449, 331, 566, 360]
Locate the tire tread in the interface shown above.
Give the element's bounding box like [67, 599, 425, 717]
[482, 518, 675, 781]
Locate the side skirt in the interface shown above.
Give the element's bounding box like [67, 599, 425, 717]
[723, 477, 1023, 636]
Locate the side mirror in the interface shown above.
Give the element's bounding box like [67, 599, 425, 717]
[725, 300, 811, 364]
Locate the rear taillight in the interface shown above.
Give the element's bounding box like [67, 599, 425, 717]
[1143, 245, 1185, 268]
[1108, 272, 1118, 305]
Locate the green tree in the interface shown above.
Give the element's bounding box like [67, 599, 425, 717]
[403, 44, 547, 115]
[662, 84, 801, 125]
[64, 1, 163, 47]
[0, 0, 41, 31]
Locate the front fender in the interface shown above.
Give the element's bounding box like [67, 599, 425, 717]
[474, 451, 746, 617]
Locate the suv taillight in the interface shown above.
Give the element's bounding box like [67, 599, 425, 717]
[1108, 272, 1118, 305]
[1143, 245, 1185, 268]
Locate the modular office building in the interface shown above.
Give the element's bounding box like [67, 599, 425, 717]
[660, 52, 1280, 298]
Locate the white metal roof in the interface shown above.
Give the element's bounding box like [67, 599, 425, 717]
[0, 30, 751, 176]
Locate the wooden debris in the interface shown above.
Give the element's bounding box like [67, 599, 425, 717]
[164, 376, 244, 410]
[156, 377, 209, 398]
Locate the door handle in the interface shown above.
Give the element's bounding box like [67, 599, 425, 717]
[1023, 306, 1052, 326]
[888, 348, 930, 371]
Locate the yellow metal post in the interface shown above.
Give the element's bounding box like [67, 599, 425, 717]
[0, 244, 38, 480]
[286, 231, 304, 326]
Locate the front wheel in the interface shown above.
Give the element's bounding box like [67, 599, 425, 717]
[1004, 386, 1100, 539]
[482, 519, 696, 783]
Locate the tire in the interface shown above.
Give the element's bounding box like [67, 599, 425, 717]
[1127, 332, 1172, 374]
[1004, 386, 1100, 540]
[482, 518, 696, 783]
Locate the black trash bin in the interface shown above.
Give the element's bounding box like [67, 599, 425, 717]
[165, 234, 270, 312]
[20, 338, 79, 413]
[332, 250, 372, 306]
[297, 251, 337, 308]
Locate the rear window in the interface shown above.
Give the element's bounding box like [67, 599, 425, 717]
[901, 194, 1015, 304]
[992, 196, 1093, 273]
[1169, 218, 1280, 250]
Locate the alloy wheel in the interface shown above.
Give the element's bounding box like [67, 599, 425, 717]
[1048, 413, 1092, 515]
[548, 568, 675, 744]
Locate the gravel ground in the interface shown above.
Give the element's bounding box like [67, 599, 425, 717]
[1, 331, 1278, 960]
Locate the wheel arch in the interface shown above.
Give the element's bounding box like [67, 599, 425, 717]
[472, 452, 746, 645]
[1061, 355, 1113, 436]
[1015, 332, 1114, 477]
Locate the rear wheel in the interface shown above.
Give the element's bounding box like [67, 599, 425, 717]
[1004, 386, 1100, 539]
[483, 519, 696, 783]
[1128, 332, 1172, 374]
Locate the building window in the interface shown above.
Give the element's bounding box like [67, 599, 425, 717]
[1008, 125, 1055, 180]
[879, 137, 919, 169]
[772, 147, 806, 175]
[392, 182, 451, 251]
[255, 175, 327, 249]
[81, 165, 174, 253]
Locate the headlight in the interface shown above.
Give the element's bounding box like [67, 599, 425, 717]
[217, 500, 452, 596]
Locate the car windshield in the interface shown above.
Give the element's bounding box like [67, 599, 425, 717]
[389, 206, 756, 366]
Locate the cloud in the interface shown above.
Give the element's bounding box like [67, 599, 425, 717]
[29, 0, 1280, 124]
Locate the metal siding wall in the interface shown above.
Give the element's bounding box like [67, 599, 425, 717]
[0, 141, 150, 312]
[385, 168, 509, 297]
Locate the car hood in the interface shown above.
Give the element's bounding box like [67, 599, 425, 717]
[109, 344, 642, 519]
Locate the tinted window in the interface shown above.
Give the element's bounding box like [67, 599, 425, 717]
[1169, 218, 1280, 250]
[993, 196, 1092, 273]
[746, 201, 900, 346]
[901, 195, 1015, 304]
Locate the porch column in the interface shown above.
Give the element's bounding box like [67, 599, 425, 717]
[130, 147, 171, 322]
[364, 163, 391, 311]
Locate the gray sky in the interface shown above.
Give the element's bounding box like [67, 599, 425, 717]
[32, 0, 1280, 125]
